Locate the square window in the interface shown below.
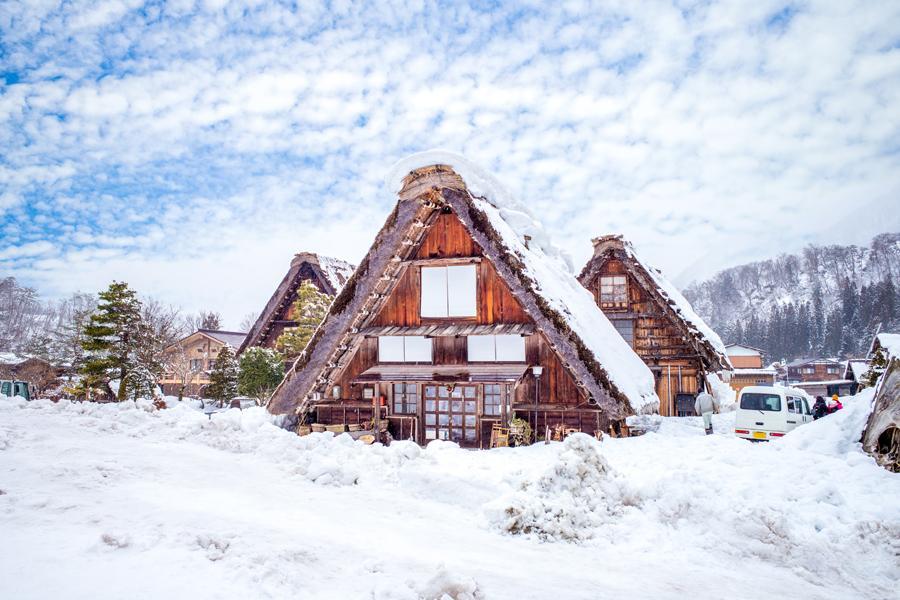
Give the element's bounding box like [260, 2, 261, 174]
[610, 319, 634, 347]
[378, 336, 432, 363]
[467, 335, 526, 362]
[600, 275, 628, 306]
[421, 265, 477, 318]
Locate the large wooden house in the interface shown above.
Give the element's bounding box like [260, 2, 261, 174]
[159, 329, 247, 396]
[267, 162, 658, 447]
[785, 358, 844, 383]
[238, 252, 354, 354]
[578, 236, 730, 417]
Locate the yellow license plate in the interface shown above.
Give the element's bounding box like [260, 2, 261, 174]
[752, 431, 766, 439]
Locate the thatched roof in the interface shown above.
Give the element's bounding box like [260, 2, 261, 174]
[579, 235, 731, 372]
[268, 160, 658, 418]
[238, 252, 354, 354]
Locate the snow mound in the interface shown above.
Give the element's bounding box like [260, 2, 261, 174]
[707, 372, 736, 410]
[778, 388, 876, 456]
[487, 434, 628, 542]
[373, 565, 482, 600]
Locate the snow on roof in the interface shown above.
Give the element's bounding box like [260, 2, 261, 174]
[785, 357, 843, 368]
[732, 367, 777, 376]
[199, 330, 247, 348]
[845, 360, 870, 382]
[871, 332, 900, 360]
[0, 352, 28, 365]
[316, 255, 355, 294]
[725, 344, 764, 357]
[389, 151, 659, 413]
[792, 379, 855, 387]
[617, 241, 730, 367]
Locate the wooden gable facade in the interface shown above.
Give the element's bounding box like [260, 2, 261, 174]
[579, 236, 729, 417]
[238, 252, 354, 354]
[269, 166, 641, 448]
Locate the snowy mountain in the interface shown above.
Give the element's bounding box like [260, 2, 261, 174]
[683, 233, 900, 360]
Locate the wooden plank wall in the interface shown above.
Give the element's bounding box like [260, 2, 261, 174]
[589, 258, 706, 416]
[331, 210, 584, 408]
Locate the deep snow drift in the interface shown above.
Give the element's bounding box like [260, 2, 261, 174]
[0, 393, 897, 599]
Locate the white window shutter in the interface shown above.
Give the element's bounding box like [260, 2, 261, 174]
[421, 267, 448, 317]
[378, 336, 405, 362]
[467, 335, 496, 361]
[495, 335, 526, 362]
[447, 264, 477, 317]
[404, 336, 433, 362]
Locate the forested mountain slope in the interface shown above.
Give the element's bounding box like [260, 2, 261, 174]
[683, 233, 900, 362]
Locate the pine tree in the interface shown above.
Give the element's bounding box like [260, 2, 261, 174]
[275, 281, 332, 362]
[238, 347, 284, 405]
[207, 344, 238, 407]
[797, 302, 812, 357]
[862, 347, 889, 388]
[823, 308, 843, 357]
[80, 282, 146, 401]
[811, 283, 825, 354]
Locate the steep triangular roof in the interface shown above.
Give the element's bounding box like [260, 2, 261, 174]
[268, 157, 659, 418]
[238, 252, 355, 353]
[579, 235, 731, 372]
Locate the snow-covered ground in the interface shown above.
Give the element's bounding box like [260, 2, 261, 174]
[1, 393, 898, 599]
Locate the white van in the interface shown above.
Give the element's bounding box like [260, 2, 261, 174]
[734, 385, 813, 441]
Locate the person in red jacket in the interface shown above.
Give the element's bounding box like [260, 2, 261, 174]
[829, 394, 843, 414]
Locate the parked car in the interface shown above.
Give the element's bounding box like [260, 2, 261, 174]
[734, 385, 813, 441]
[0, 380, 32, 400]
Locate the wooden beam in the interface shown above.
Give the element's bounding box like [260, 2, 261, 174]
[403, 256, 482, 267]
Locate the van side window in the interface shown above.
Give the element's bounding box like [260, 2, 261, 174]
[801, 398, 811, 415]
[787, 397, 802, 414]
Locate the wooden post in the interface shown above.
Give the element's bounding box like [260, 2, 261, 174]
[374, 383, 381, 440]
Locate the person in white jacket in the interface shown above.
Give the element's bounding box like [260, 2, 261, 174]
[694, 391, 719, 435]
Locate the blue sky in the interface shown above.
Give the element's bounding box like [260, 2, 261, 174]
[2, 0, 900, 327]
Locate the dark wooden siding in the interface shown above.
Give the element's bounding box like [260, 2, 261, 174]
[319, 208, 591, 445]
[586, 257, 706, 416]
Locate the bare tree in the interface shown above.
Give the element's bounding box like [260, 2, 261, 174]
[239, 312, 258, 333]
[186, 310, 223, 331]
[139, 297, 186, 375]
[164, 344, 202, 402]
[0, 277, 43, 353]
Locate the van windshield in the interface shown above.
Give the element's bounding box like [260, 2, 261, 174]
[741, 393, 782, 412]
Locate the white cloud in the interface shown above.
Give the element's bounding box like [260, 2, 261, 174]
[1, 0, 899, 326]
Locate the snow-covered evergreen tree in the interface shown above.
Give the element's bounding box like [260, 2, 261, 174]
[238, 347, 284, 405]
[863, 346, 889, 388]
[80, 281, 148, 401]
[207, 344, 238, 407]
[123, 365, 158, 401]
[275, 281, 332, 361]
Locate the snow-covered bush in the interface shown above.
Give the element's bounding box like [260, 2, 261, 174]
[487, 433, 626, 542]
[122, 365, 158, 402]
